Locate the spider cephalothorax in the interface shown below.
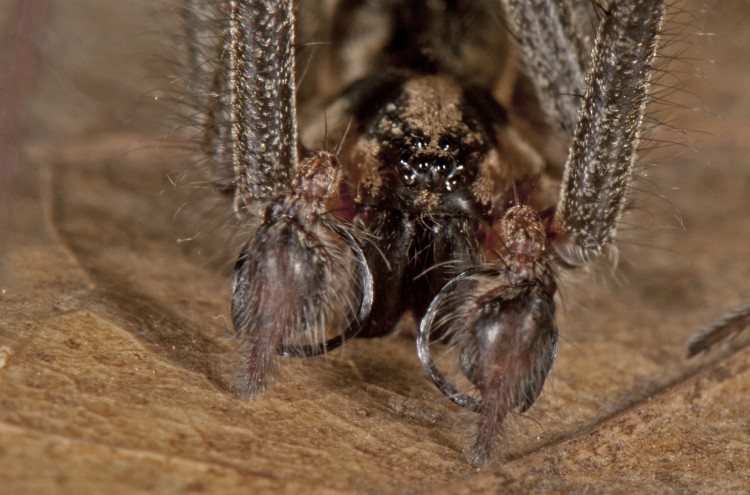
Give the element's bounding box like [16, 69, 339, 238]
[185, 0, 666, 465]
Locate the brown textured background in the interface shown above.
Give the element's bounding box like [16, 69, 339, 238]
[1, 1, 749, 493]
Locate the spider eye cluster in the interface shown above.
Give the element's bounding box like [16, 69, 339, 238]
[398, 139, 465, 192]
[398, 149, 464, 192]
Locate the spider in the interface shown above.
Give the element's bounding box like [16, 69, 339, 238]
[183, 0, 665, 465]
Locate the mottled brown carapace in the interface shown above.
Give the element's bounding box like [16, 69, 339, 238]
[184, 0, 666, 465]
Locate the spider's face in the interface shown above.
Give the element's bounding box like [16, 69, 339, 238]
[353, 75, 501, 220]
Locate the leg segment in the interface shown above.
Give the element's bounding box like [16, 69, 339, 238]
[418, 206, 558, 466]
[231, 152, 370, 395]
[689, 303, 750, 357]
[227, 0, 298, 204]
[552, 0, 665, 266]
[497, 0, 591, 136]
[186, 0, 300, 199]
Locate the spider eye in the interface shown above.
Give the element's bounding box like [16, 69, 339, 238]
[402, 171, 416, 185]
[445, 163, 464, 191]
[438, 135, 460, 153]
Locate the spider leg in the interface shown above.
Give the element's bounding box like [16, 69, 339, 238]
[551, 0, 666, 266]
[186, 0, 295, 196]
[182, 0, 216, 95]
[225, 0, 298, 203]
[191, 0, 371, 395]
[418, 206, 558, 466]
[231, 150, 372, 395]
[688, 303, 750, 357]
[497, 0, 592, 137]
[182, 1, 234, 191]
